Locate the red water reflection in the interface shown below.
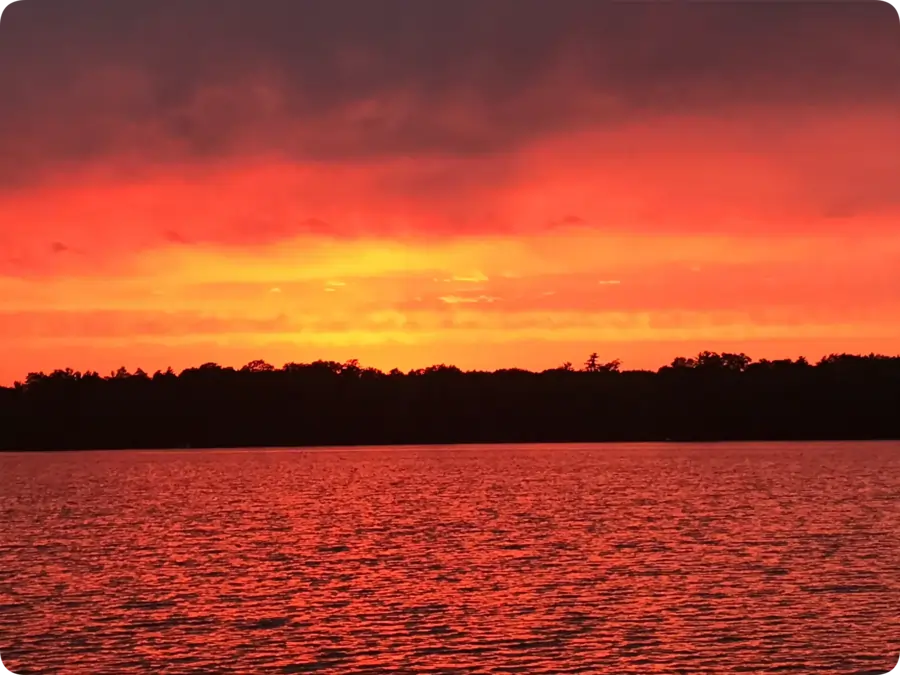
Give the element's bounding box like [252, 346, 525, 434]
[1, 442, 899, 673]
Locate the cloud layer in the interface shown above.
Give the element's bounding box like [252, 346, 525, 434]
[1, 0, 898, 381]
[2, 1, 898, 179]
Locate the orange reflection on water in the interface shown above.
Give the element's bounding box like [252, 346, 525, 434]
[1, 442, 899, 673]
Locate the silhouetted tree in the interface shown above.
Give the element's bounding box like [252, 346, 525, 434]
[341, 359, 362, 378]
[671, 356, 696, 369]
[241, 360, 275, 373]
[584, 354, 620, 373]
[597, 359, 622, 373]
[1, 351, 898, 450]
[152, 367, 177, 382]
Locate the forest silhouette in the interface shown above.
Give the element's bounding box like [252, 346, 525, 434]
[2, 351, 899, 450]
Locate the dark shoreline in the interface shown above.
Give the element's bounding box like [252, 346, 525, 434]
[2, 438, 899, 453]
[3, 351, 899, 452]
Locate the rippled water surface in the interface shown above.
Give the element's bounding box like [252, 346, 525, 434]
[2, 442, 900, 674]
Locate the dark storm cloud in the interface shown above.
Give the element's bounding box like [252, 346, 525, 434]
[0, 0, 897, 184]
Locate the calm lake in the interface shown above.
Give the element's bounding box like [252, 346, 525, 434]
[1, 442, 899, 674]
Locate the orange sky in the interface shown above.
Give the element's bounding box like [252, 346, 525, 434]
[1, 1, 898, 384]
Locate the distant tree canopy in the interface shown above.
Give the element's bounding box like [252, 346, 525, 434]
[2, 352, 899, 450]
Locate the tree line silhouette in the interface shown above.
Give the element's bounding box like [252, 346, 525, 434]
[2, 351, 899, 450]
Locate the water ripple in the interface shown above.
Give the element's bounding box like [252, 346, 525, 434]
[1, 442, 899, 673]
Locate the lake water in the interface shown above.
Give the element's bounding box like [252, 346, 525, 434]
[1, 442, 899, 674]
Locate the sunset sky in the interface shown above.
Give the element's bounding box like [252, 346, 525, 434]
[1, 0, 899, 383]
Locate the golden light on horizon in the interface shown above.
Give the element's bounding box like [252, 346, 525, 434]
[1, 2, 899, 383]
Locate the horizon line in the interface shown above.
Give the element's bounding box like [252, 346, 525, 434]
[7, 349, 900, 387]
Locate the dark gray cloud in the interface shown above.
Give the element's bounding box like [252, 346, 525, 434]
[0, 0, 897, 185]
